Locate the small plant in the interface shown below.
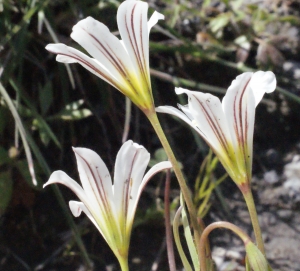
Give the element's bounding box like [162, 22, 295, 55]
[44, 1, 276, 270]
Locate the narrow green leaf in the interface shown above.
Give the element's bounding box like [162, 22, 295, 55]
[173, 206, 193, 271]
[180, 194, 200, 271]
[0, 83, 37, 185]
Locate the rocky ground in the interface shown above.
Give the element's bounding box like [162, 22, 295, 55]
[211, 156, 300, 271]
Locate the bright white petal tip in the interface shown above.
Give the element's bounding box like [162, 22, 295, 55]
[250, 71, 276, 107]
[251, 71, 276, 93]
[148, 11, 164, 34]
[175, 87, 189, 95]
[43, 170, 71, 188]
[69, 200, 84, 217]
[45, 43, 66, 54]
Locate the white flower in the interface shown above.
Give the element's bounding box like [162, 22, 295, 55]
[45, 0, 164, 111]
[43, 140, 171, 262]
[157, 71, 276, 186]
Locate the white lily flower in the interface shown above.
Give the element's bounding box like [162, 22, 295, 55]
[45, 0, 164, 112]
[43, 140, 171, 264]
[157, 71, 276, 186]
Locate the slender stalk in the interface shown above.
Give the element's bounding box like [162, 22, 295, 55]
[199, 221, 251, 271]
[146, 111, 202, 262]
[164, 169, 176, 271]
[118, 257, 129, 271]
[242, 188, 265, 255]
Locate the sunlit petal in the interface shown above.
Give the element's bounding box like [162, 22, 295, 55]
[249, 71, 276, 106]
[44, 170, 88, 203]
[222, 73, 254, 177]
[46, 0, 164, 111]
[72, 147, 117, 225]
[157, 71, 276, 186]
[140, 161, 172, 191]
[179, 88, 232, 157]
[70, 17, 136, 92]
[117, 0, 150, 87]
[126, 160, 172, 228]
[45, 43, 123, 92]
[147, 11, 164, 35]
[113, 140, 150, 223]
[156, 105, 195, 127]
[44, 139, 171, 264]
[69, 200, 103, 235]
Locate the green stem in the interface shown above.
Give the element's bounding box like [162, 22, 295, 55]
[118, 256, 129, 271]
[146, 111, 203, 263]
[242, 187, 265, 255]
[199, 221, 251, 271]
[165, 169, 177, 271]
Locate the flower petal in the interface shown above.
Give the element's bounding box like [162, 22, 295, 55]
[70, 17, 136, 93]
[222, 72, 256, 178]
[180, 88, 232, 156]
[45, 43, 125, 93]
[127, 161, 172, 222]
[249, 71, 276, 107]
[113, 140, 150, 225]
[44, 170, 89, 204]
[44, 169, 116, 245]
[140, 161, 172, 191]
[117, 0, 151, 88]
[69, 200, 104, 237]
[72, 147, 117, 218]
[147, 11, 165, 35]
[222, 71, 276, 181]
[156, 105, 195, 128]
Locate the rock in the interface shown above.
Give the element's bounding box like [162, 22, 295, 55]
[264, 170, 280, 184]
[277, 209, 293, 221]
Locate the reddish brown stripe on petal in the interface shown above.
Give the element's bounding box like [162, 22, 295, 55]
[233, 78, 250, 164]
[90, 33, 128, 76]
[138, 12, 149, 84]
[194, 96, 230, 154]
[130, 5, 144, 72]
[122, 150, 138, 222]
[127, 4, 150, 90]
[78, 25, 144, 95]
[56, 51, 125, 93]
[76, 154, 117, 235]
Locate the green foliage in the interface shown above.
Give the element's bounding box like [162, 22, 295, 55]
[194, 150, 227, 218]
[173, 206, 193, 271]
[180, 195, 200, 271]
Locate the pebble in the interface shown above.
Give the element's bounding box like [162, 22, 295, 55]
[264, 170, 280, 184]
[277, 209, 293, 221]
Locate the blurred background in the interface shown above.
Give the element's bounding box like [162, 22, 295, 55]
[1, 0, 300, 270]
